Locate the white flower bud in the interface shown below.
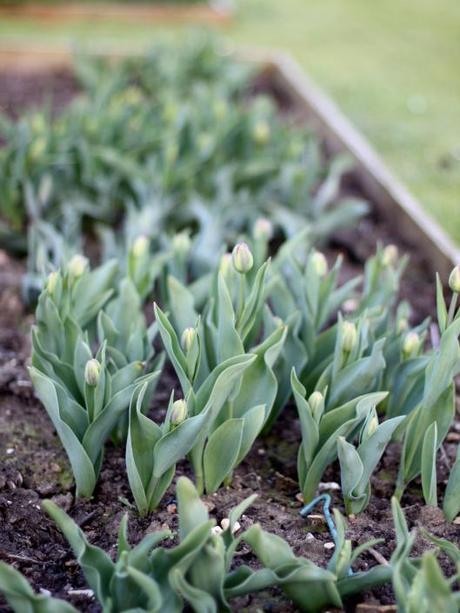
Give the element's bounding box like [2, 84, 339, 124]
[46, 271, 59, 295]
[253, 217, 273, 241]
[252, 120, 270, 145]
[366, 412, 379, 438]
[402, 331, 420, 357]
[308, 391, 324, 420]
[172, 232, 191, 256]
[311, 250, 328, 277]
[84, 359, 101, 387]
[132, 235, 149, 258]
[181, 327, 196, 353]
[171, 399, 187, 426]
[68, 255, 88, 279]
[341, 321, 357, 353]
[449, 266, 460, 293]
[382, 244, 398, 267]
[232, 242, 254, 274]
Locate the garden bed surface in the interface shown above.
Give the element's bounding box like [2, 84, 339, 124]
[0, 68, 459, 613]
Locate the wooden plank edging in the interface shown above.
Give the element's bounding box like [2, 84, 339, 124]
[0, 1, 233, 24]
[257, 51, 460, 277]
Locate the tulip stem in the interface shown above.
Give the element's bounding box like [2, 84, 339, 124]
[448, 292, 458, 326]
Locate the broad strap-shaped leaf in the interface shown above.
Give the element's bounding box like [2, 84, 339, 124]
[43, 500, 114, 606]
[421, 421, 438, 507]
[0, 561, 78, 613]
[176, 477, 210, 540]
[443, 444, 460, 521]
[203, 418, 244, 493]
[29, 367, 97, 497]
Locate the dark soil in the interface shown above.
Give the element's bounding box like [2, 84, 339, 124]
[0, 69, 459, 613]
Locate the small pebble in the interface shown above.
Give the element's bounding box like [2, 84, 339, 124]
[324, 542, 335, 550]
[167, 503, 177, 514]
[212, 526, 223, 535]
[6, 448, 14, 455]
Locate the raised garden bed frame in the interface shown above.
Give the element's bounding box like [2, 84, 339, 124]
[0, 2, 233, 24]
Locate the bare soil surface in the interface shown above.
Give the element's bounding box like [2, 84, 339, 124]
[0, 69, 459, 613]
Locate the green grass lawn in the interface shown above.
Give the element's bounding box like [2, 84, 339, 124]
[1, 0, 459, 241]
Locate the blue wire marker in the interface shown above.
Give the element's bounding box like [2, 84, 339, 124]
[300, 493, 353, 576]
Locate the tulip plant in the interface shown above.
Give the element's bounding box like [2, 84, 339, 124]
[0, 478, 396, 613]
[30, 258, 163, 497]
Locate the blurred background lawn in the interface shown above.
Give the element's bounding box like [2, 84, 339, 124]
[2, 0, 459, 241]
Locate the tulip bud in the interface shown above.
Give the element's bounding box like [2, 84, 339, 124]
[84, 359, 101, 387]
[232, 242, 254, 274]
[341, 321, 357, 353]
[46, 271, 59, 295]
[365, 411, 379, 438]
[449, 266, 460, 293]
[397, 317, 409, 334]
[382, 244, 398, 267]
[132, 235, 149, 258]
[402, 331, 420, 358]
[170, 399, 187, 426]
[308, 390, 324, 420]
[172, 232, 191, 256]
[252, 120, 270, 145]
[68, 255, 88, 279]
[219, 253, 233, 277]
[181, 327, 196, 353]
[253, 217, 273, 241]
[311, 250, 328, 277]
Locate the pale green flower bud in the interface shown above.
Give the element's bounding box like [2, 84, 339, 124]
[46, 271, 59, 295]
[397, 317, 409, 333]
[213, 99, 227, 120]
[181, 327, 196, 353]
[342, 321, 357, 353]
[252, 120, 270, 145]
[171, 399, 187, 426]
[382, 244, 398, 267]
[308, 391, 324, 420]
[68, 254, 88, 279]
[172, 232, 191, 256]
[449, 266, 460, 293]
[253, 217, 274, 241]
[84, 359, 101, 387]
[311, 250, 328, 277]
[132, 235, 149, 258]
[402, 331, 420, 357]
[232, 242, 254, 274]
[365, 412, 379, 438]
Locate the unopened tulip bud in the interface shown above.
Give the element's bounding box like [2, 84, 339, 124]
[181, 327, 196, 353]
[311, 250, 328, 277]
[46, 271, 59, 295]
[308, 391, 324, 420]
[132, 235, 149, 258]
[366, 412, 379, 438]
[84, 359, 101, 387]
[449, 266, 460, 293]
[253, 217, 273, 241]
[172, 232, 191, 256]
[252, 120, 270, 145]
[382, 244, 398, 267]
[342, 321, 357, 353]
[402, 331, 420, 357]
[397, 317, 409, 334]
[232, 242, 253, 274]
[68, 255, 88, 279]
[171, 399, 187, 426]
